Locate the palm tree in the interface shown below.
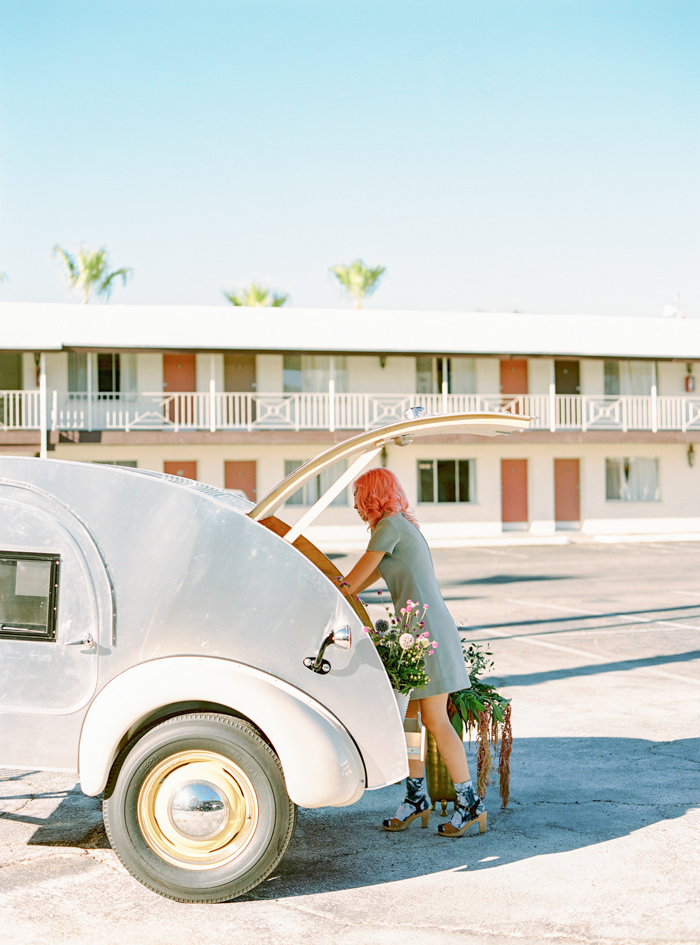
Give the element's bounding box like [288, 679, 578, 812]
[330, 259, 386, 308]
[53, 245, 132, 304]
[222, 282, 288, 307]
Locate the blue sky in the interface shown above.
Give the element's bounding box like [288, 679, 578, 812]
[1, 0, 698, 315]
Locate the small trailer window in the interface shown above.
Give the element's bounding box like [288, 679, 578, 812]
[0, 553, 60, 642]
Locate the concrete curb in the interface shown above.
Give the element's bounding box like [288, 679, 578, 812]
[317, 531, 700, 553]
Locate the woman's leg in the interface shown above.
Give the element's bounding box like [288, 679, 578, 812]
[382, 699, 430, 830]
[419, 694, 486, 836]
[420, 693, 470, 784]
[405, 699, 425, 778]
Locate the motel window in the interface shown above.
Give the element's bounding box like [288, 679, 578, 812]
[284, 459, 348, 506]
[605, 458, 659, 502]
[604, 361, 655, 397]
[418, 460, 475, 504]
[68, 353, 137, 398]
[283, 355, 347, 393]
[92, 460, 138, 468]
[416, 357, 476, 395]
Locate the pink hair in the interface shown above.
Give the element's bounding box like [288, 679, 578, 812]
[353, 468, 420, 531]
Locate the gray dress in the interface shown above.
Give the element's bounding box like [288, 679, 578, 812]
[367, 513, 471, 699]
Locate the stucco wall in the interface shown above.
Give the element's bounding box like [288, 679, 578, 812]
[48, 438, 700, 541]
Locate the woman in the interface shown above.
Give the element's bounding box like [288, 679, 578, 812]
[340, 467, 486, 837]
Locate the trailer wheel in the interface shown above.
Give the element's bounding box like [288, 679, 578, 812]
[103, 713, 296, 902]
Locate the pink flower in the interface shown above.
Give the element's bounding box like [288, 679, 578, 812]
[363, 626, 371, 633]
[433, 642, 438, 648]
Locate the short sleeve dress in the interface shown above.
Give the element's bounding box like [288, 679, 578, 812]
[367, 513, 471, 700]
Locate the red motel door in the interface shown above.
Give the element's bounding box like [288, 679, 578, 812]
[163, 354, 196, 422]
[225, 461, 257, 502]
[554, 459, 580, 523]
[499, 359, 528, 395]
[501, 459, 528, 524]
[163, 355, 196, 392]
[164, 461, 197, 481]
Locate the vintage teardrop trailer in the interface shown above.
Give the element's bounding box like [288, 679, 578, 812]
[0, 411, 529, 901]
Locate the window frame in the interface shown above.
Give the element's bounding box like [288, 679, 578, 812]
[417, 459, 476, 504]
[605, 457, 660, 502]
[284, 459, 349, 507]
[0, 551, 61, 642]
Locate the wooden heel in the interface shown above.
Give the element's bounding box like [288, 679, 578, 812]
[421, 809, 431, 828]
[477, 812, 487, 834]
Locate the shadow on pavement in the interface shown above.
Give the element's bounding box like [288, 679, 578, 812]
[0, 779, 109, 848]
[501, 648, 700, 686]
[6, 736, 698, 902]
[246, 735, 699, 900]
[444, 574, 571, 586]
[464, 602, 700, 634]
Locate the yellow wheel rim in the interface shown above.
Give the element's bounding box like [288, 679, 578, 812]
[137, 750, 259, 870]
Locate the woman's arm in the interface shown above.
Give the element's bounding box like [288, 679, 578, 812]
[340, 550, 385, 596]
[355, 568, 382, 593]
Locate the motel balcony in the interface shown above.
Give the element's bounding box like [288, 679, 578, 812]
[3, 389, 700, 435]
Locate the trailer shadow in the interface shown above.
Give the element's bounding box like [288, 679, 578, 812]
[243, 734, 700, 900]
[3, 735, 697, 901]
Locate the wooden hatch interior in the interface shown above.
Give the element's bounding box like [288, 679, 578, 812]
[258, 516, 372, 628]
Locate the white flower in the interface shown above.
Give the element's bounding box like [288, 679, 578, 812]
[420, 638, 431, 648]
[399, 633, 414, 650]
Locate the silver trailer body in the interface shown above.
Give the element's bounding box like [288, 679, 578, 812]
[0, 411, 529, 901]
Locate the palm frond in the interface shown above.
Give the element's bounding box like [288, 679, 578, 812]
[330, 259, 386, 307]
[52, 245, 79, 287]
[53, 244, 131, 302]
[223, 281, 288, 307]
[99, 266, 133, 300]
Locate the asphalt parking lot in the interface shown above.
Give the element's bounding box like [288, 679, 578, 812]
[1, 540, 699, 945]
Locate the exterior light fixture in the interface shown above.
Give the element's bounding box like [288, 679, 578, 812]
[688, 444, 696, 468]
[686, 364, 695, 393]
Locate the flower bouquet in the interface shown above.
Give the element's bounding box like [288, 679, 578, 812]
[363, 594, 436, 698]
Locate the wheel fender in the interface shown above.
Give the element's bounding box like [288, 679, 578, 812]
[79, 657, 365, 808]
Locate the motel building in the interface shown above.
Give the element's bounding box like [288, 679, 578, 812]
[1, 303, 700, 548]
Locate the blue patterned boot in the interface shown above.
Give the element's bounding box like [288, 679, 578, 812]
[383, 776, 431, 831]
[437, 779, 487, 837]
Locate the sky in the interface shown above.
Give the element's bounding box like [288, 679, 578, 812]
[0, 0, 698, 316]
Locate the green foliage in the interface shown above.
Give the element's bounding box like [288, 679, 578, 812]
[53, 245, 132, 304]
[222, 282, 288, 307]
[449, 643, 511, 736]
[330, 259, 385, 308]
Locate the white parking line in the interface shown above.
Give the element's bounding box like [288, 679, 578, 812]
[502, 597, 700, 633]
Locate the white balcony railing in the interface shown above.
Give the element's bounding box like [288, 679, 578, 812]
[3, 390, 700, 434]
[0, 390, 41, 430]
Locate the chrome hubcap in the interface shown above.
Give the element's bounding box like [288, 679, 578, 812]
[137, 751, 258, 870]
[169, 780, 229, 839]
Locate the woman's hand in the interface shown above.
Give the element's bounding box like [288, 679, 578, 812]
[338, 550, 385, 597]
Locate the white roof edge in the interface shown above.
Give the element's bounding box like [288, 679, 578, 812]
[1, 302, 699, 360]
